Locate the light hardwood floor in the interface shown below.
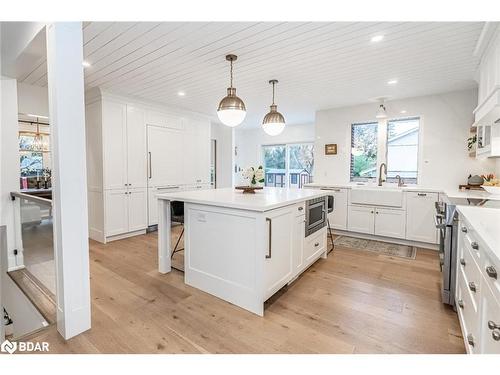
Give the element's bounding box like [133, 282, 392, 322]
[24, 227, 465, 354]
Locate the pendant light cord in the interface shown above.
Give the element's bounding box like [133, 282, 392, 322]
[230, 59, 233, 88]
[272, 81, 275, 105]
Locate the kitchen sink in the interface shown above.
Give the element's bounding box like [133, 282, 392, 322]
[350, 187, 404, 207]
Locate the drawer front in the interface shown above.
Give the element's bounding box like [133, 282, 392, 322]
[457, 268, 480, 353]
[460, 242, 482, 311]
[295, 203, 306, 217]
[480, 249, 500, 302]
[303, 228, 326, 266]
[480, 281, 500, 354]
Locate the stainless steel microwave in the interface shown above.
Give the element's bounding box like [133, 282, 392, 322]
[305, 196, 327, 237]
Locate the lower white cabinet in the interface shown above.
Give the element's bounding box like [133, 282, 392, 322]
[292, 214, 305, 275]
[324, 188, 348, 230]
[348, 205, 374, 234]
[264, 207, 294, 300]
[480, 283, 500, 353]
[406, 191, 439, 244]
[374, 208, 406, 239]
[105, 188, 147, 237]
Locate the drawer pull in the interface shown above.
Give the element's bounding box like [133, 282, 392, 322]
[314, 242, 320, 247]
[417, 193, 427, 197]
[488, 321, 500, 330]
[493, 331, 500, 341]
[298, 207, 304, 211]
[460, 258, 466, 266]
[266, 218, 272, 259]
[467, 333, 475, 346]
[468, 282, 477, 293]
[461, 226, 467, 233]
[457, 299, 464, 309]
[471, 242, 479, 250]
[486, 266, 497, 279]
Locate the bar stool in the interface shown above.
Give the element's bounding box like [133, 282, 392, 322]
[170, 201, 184, 262]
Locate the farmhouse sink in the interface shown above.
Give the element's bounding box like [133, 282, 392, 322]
[350, 187, 404, 207]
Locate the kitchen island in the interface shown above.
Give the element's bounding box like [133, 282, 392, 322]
[157, 187, 329, 315]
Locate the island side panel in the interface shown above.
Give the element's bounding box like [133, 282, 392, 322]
[158, 199, 172, 273]
[184, 203, 265, 316]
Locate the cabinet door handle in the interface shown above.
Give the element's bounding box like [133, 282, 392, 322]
[457, 299, 464, 309]
[461, 226, 468, 233]
[460, 258, 466, 266]
[468, 281, 477, 293]
[298, 206, 303, 211]
[492, 331, 500, 341]
[370, 211, 374, 214]
[148, 152, 152, 179]
[471, 242, 479, 250]
[314, 242, 319, 247]
[488, 320, 500, 330]
[266, 218, 272, 259]
[467, 334, 475, 347]
[486, 266, 497, 279]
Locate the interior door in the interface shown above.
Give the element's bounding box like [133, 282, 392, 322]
[147, 125, 184, 187]
[126, 106, 147, 188]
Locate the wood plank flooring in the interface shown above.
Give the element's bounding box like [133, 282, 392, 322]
[23, 228, 465, 354]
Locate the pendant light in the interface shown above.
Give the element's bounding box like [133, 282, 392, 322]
[32, 118, 44, 151]
[217, 54, 246, 127]
[262, 79, 286, 136]
[375, 100, 387, 119]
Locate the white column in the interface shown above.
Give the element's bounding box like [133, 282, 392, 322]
[158, 199, 172, 273]
[46, 22, 91, 339]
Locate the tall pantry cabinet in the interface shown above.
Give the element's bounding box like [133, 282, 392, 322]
[85, 90, 211, 243]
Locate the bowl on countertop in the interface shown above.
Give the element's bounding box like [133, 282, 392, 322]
[482, 185, 500, 195]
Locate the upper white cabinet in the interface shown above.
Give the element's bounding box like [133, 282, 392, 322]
[406, 192, 439, 244]
[102, 101, 127, 190]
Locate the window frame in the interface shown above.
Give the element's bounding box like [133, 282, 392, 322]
[349, 121, 378, 183]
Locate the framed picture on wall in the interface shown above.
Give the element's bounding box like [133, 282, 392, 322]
[325, 144, 337, 155]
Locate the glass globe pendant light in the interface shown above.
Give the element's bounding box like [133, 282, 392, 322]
[262, 79, 286, 136]
[217, 54, 246, 127]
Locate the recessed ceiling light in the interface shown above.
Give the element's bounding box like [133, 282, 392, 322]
[82, 61, 91, 68]
[387, 79, 398, 85]
[177, 91, 186, 97]
[371, 35, 384, 43]
[400, 110, 407, 114]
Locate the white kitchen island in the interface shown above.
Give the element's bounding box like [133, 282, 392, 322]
[157, 187, 329, 315]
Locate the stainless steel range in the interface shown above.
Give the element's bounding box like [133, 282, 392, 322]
[435, 195, 500, 307]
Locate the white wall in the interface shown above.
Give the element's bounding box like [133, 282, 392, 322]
[0, 77, 22, 269]
[210, 122, 234, 188]
[17, 82, 49, 117]
[234, 123, 315, 184]
[315, 89, 497, 190]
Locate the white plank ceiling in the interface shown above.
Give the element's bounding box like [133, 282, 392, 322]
[20, 22, 484, 128]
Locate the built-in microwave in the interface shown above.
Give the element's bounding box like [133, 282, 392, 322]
[305, 196, 327, 237]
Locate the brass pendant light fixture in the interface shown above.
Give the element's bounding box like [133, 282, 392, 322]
[32, 118, 44, 151]
[262, 79, 285, 136]
[217, 54, 246, 127]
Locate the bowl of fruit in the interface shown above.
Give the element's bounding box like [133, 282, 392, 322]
[481, 174, 500, 195]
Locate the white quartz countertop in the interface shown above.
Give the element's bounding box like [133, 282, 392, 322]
[444, 189, 500, 201]
[156, 187, 328, 212]
[304, 182, 441, 193]
[456, 206, 500, 263]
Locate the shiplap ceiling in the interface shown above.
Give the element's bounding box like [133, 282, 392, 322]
[20, 22, 485, 128]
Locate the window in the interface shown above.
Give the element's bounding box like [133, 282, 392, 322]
[262, 143, 314, 188]
[350, 122, 378, 181]
[349, 117, 420, 184]
[386, 117, 419, 184]
[19, 132, 51, 177]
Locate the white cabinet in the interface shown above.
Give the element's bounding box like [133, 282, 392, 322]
[264, 207, 294, 300]
[147, 125, 184, 187]
[480, 283, 500, 354]
[102, 101, 127, 190]
[303, 228, 327, 266]
[375, 208, 406, 239]
[323, 188, 348, 230]
[105, 189, 129, 236]
[183, 119, 211, 184]
[348, 205, 375, 234]
[105, 188, 148, 236]
[406, 191, 439, 244]
[292, 214, 305, 275]
[126, 106, 147, 188]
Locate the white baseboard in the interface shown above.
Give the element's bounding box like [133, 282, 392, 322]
[333, 229, 439, 250]
[106, 229, 147, 243]
[89, 228, 105, 244]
